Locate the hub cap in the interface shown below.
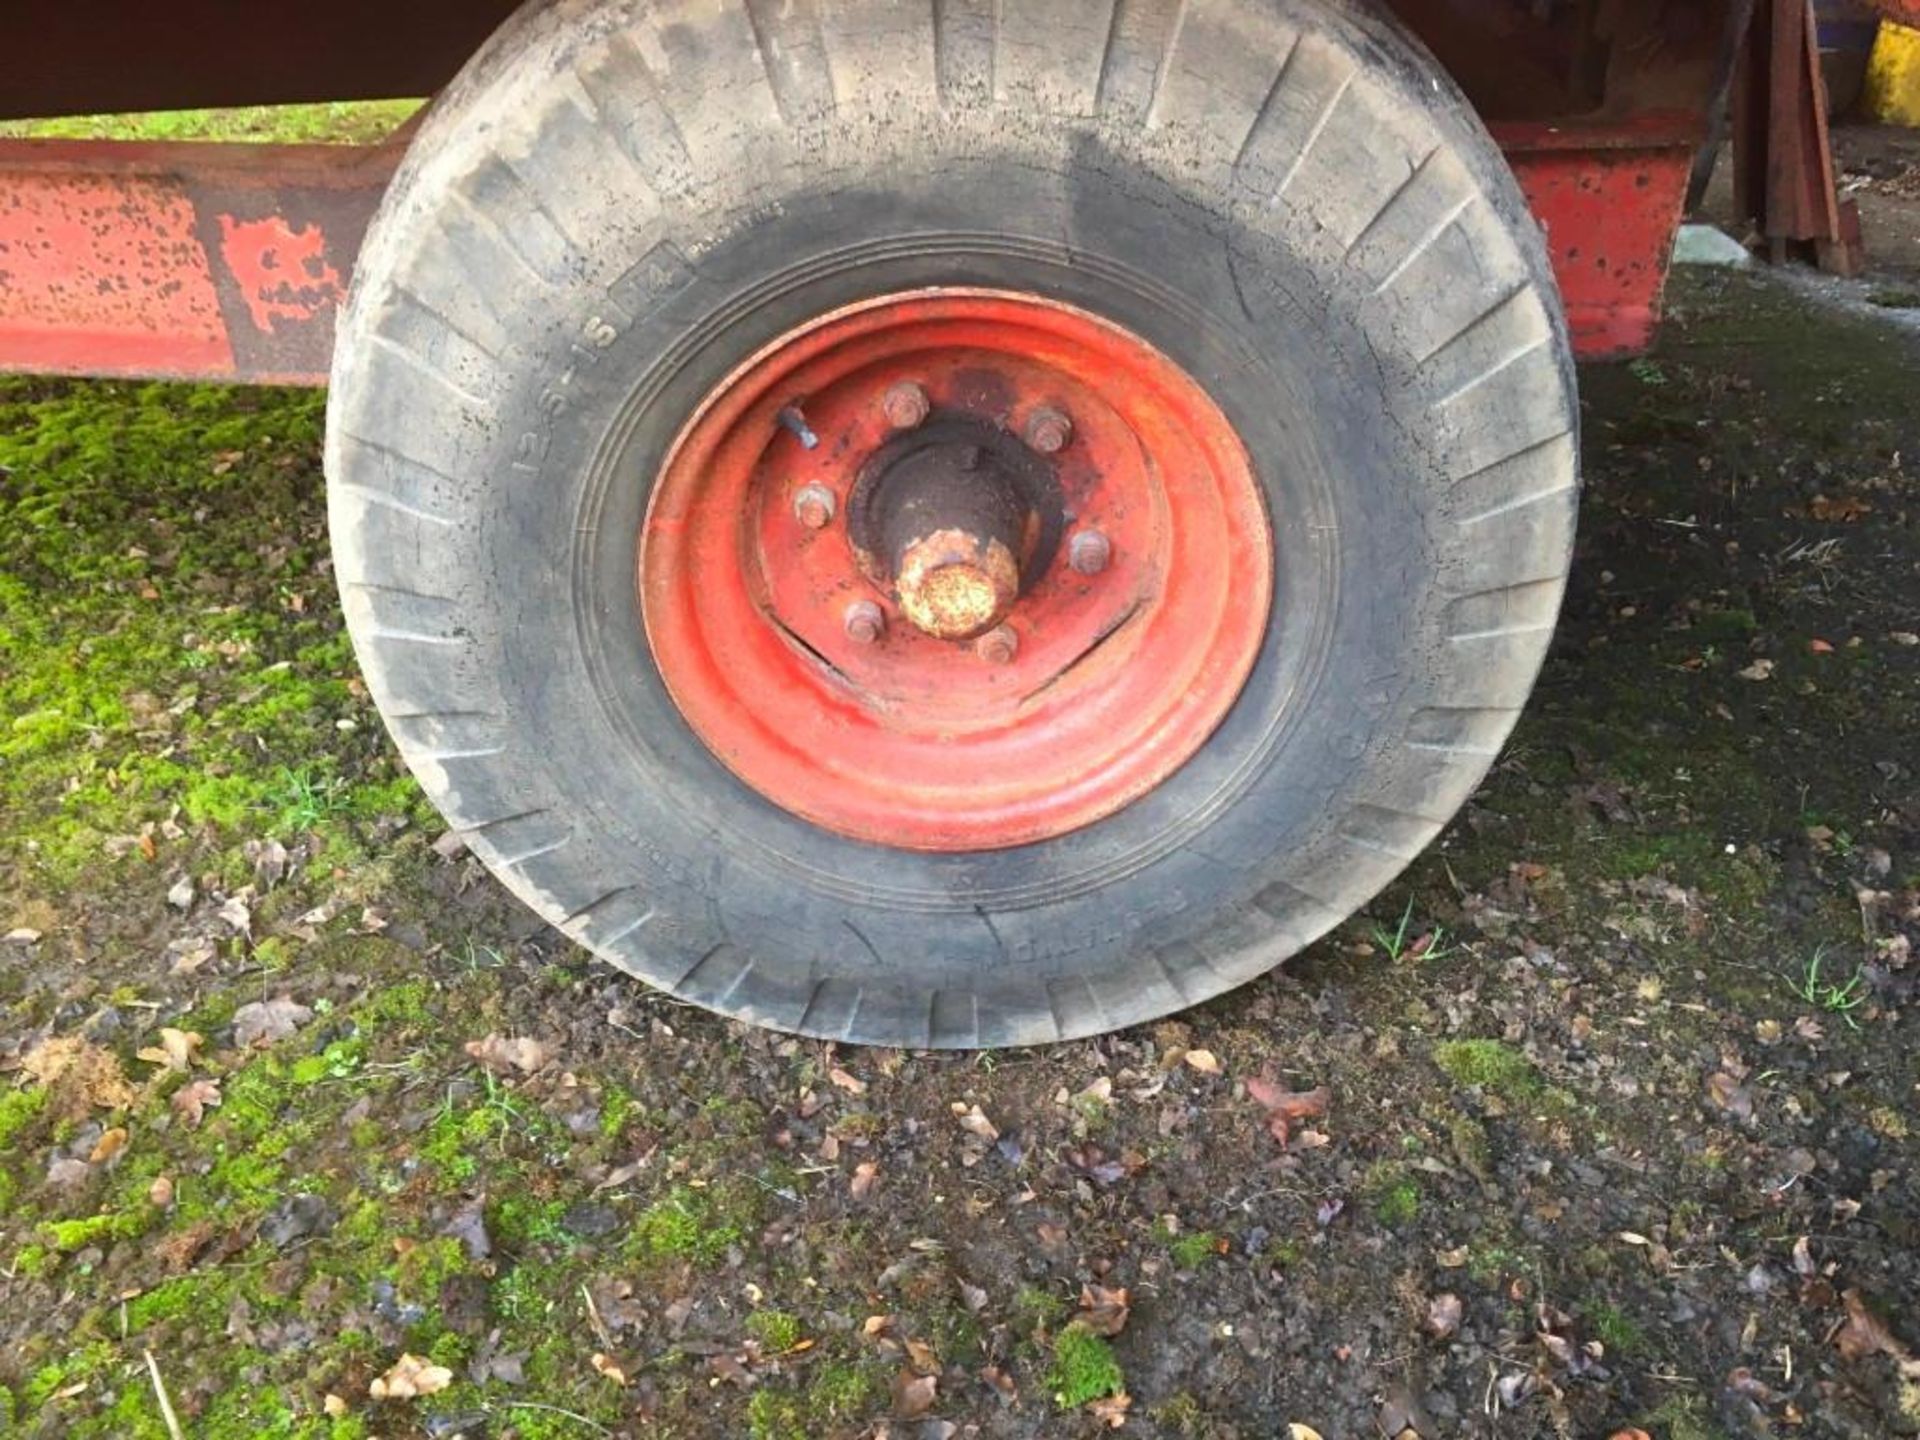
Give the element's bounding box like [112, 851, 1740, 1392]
[640, 289, 1272, 851]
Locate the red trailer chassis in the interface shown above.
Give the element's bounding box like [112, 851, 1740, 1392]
[0, 0, 1910, 383]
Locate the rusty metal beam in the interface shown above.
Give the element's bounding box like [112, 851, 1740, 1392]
[1731, 0, 1865, 273]
[0, 139, 399, 384]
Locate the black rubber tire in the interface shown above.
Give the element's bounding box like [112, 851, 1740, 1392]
[325, 0, 1578, 1047]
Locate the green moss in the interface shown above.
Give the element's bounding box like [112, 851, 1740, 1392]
[1433, 1039, 1542, 1100]
[41, 1208, 149, 1252]
[631, 1185, 745, 1266]
[1371, 1175, 1421, 1228]
[598, 1084, 637, 1141]
[1048, 1322, 1125, 1408]
[125, 1274, 223, 1332]
[1013, 1284, 1069, 1337]
[1642, 1395, 1731, 1440]
[23, 1340, 116, 1408]
[0, 377, 423, 885]
[1263, 1238, 1303, 1269]
[353, 976, 437, 1030]
[393, 1235, 468, 1297]
[1169, 1230, 1220, 1269]
[747, 1388, 809, 1440]
[0, 101, 422, 144]
[289, 1037, 365, 1086]
[1588, 1300, 1645, 1355]
[12, 1243, 52, 1279]
[746, 1309, 805, 1351]
[806, 1362, 881, 1420]
[0, 1085, 48, 1146]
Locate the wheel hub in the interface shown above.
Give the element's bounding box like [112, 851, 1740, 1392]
[639, 288, 1272, 851]
[848, 415, 1061, 641]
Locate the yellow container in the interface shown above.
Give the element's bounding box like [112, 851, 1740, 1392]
[1863, 19, 1920, 126]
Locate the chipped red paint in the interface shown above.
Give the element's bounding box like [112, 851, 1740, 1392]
[0, 139, 395, 385]
[1496, 115, 1702, 360]
[0, 170, 232, 377]
[217, 215, 347, 335]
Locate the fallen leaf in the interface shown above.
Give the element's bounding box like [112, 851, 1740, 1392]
[1246, 1079, 1331, 1145]
[953, 1103, 999, 1143]
[1182, 1049, 1221, 1075]
[1607, 1431, 1653, 1440]
[1077, 1283, 1131, 1337]
[88, 1127, 129, 1164]
[1834, 1288, 1920, 1375]
[1425, 1292, 1463, 1338]
[1736, 658, 1775, 681]
[171, 1078, 222, 1128]
[217, 894, 252, 934]
[981, 1365, 1018, 1401]
[232, 997, 313, 1049]
[1809, 494, 1871, 522]
[1792, 1235, 1815, 1277]
[1074, 1076, 1114, 1107]
[1089, 1392, 1132, 1427]
[462, 1033, 551, 1075]
[905, 1339, 939, 1374]
[442, 1196, 493, 1260]
[1288, 1426, 1326, 1440]
[1435, 1245, 1470, 1268]
[850, 1162, 880, 1200]
[893, 1370, 938, 1418]
[1809, 638, 1834, 654]
[137, 1027, 203, 1072]
[591, 1352, 628, 1386]
[828, 1066, 868, 1095]
[369, 1353, 454, 1400]
[1706, 1071, 1754, 1122]
[148, 1175, 174, 1208]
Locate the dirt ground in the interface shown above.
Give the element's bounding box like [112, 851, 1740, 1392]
[2, 261, 1918, 1440]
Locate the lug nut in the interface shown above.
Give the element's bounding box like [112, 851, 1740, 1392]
[843, 600, 886, 645]
[882, 381, 930, 429]
[1067, 529, 1111, 575]
[792, 484, 836, 530]
[975, 624, 1018, 664]
[1024, 406, 1072, 454]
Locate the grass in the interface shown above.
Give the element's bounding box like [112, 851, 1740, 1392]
[1788, 945, 1867, 1027]
[1371, 895, 1459, 963]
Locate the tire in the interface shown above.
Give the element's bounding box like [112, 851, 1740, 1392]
[325, 0, 1578, 1047]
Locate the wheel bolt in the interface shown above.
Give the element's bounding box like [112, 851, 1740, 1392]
[792, 484, 836, 530]
[882, 381, 930, 429]
[1024, 406, 1072, 454]
[844, 600, 886, 645]
[975, 624, 1018, 664]
[1067, 529, 1111, 575]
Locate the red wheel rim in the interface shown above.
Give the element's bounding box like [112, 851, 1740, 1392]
[640, 289, 1271, 851]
